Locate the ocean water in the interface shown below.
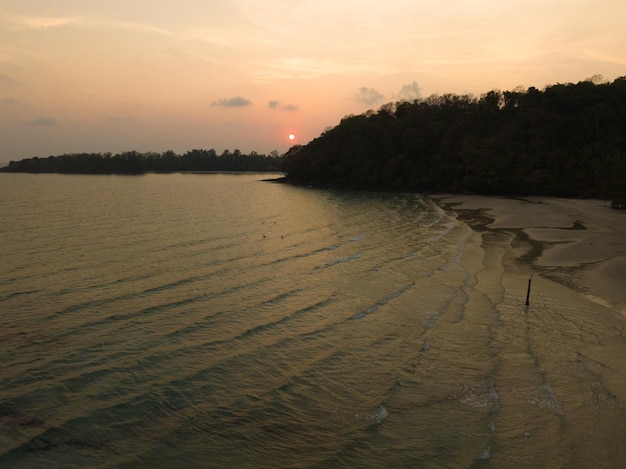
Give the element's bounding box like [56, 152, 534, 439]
[1, 173, 625, 468]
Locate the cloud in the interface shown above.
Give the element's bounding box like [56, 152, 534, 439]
[268, 100, 299, 111]
[31, 117, 57, 126]
[211, 96, 253, 107]
[3, 13, 212, 46]
[11, 15, 78, 30]
[398, 81, 421, 100]
[1, 98, 19, 105]
[354, 87, 385, 105]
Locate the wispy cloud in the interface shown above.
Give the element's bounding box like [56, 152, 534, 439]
[2, 12, 240, 50]
[268, 100, 299, 111]
[211, 96, 252, 107]
[9, 15, 78, 30]
[31, 117, 57, 126]
[354, 87, 385, 105]
[398, 81, 421, 101]
[1, 97, 19, 105]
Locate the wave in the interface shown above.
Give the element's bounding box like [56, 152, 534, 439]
[352, 283, 414, 319]
[449, 382, 500, 412]
[527, 384, 564, 416]
[355, 405, 388, 425]
[324, 252, 362, 267]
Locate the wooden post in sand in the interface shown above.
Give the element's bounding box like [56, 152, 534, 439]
[525, 275, 532, 306]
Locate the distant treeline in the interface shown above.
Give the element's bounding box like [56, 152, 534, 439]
[0, 149, 285, 174]
[284, 76, 626, 206]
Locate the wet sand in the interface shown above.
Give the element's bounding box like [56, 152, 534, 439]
[433, 195, 626, 468]
[436, 195, 626, 313]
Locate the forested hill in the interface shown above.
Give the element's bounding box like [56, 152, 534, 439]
[284, 77, 626, 204]
[0, 149, 284, 174]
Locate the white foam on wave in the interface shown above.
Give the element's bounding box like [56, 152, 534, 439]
[349, 234, 366, 242]
[450, 383, 500, 411]
[326, 253, 362, 267]
[429, 221, 458, 245]
[356, 405, 388, 425]
[423, 311, 439, 328]
[454, 243, 464, 264]
[527, 384, 564, 415]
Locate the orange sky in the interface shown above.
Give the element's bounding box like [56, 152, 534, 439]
[1, 0, 625, 163]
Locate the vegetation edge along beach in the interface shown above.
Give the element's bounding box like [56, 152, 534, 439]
[3, 76, 626, 207]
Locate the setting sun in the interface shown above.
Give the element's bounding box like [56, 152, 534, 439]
[288, 133, 295, 141]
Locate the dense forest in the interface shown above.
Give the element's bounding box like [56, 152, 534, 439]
[284, 76, 626, 206]
[0, 149, 284, 174]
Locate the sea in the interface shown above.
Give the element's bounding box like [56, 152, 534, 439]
[1, 173, 625, 468]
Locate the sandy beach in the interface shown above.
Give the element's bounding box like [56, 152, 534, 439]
[433, 195, 626, 467]
[436, 195, 626, 313]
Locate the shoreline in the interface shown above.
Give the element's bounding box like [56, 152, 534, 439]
[433, 194, 626, 466]
[432, 194, 626, 314]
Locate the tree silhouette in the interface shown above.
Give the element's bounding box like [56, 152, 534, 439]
[1, 149, 285, 174]
[284, 76, 626, 205]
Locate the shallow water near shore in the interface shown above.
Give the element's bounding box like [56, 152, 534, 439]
[1, 173, 626, 468]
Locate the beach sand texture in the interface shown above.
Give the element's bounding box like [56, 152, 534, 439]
[436, 195, 626, 467]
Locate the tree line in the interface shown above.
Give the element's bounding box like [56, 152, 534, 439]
[0, 149, 285, 174]
[284, 76, 626, 206]
[4, 77, 626, 206]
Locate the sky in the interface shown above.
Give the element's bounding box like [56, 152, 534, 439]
[1, 0, 625, 164]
